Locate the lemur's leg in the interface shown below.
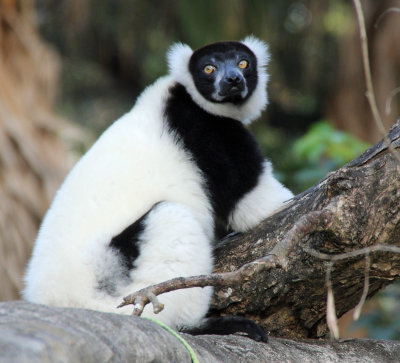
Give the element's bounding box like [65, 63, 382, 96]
[110, 201, 214, 330]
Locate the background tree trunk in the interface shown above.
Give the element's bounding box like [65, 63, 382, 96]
[327, 0, 400, 143]
[0, 0, 78, 300]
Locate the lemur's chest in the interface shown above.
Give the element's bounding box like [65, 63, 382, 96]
[164, 83, 264, 224]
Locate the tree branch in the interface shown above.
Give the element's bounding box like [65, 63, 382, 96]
[211, 120, 400, 338]
[118, 254, 281, 315]
[2, 301, 400, 363]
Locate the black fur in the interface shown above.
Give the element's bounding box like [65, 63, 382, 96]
[109, 206, 155, 270]
[182, 316, 268, 342]
[99, 204, 161, 294]
[189, 41, 258, 105]
[164, 84, 264, 230]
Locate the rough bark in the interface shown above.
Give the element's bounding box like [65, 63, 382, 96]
[2, 301, 400, 363]
[209, 119, 400, 339]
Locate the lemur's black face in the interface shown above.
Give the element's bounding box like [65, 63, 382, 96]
[189, 42, 258, 105]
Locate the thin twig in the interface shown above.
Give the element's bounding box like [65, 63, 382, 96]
[385, 87, 400, 116]
[270, 209, 334, 263]
[118, 254, 281, 315]
[325, 262, 339, 340]
[376, 8, 400, 120]
[352, 0, 400, 163]
[353, 254, 371, 321]
[306, 244, 400, 336]
[305, 244, 400, 261]
[374, 7, 400, 29]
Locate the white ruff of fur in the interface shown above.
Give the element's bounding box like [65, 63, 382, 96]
[167, 36, 270, 124]
[228, 162, 293, 232]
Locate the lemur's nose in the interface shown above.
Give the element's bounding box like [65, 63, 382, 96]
[225, 74, 240, 84]
[223, 70, 243, 87]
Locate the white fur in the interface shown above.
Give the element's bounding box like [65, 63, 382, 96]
[24, 76, 214, 329]
[121, 202, 213, 328]
[24, 37, 290, 330]
[82, 202, 213, 328]
[167, 36, 270, 124]
[229, 162, 293, 232]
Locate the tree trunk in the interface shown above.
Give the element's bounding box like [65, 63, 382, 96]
[1, 301, 400, 362]
[210, 119, 400, 339]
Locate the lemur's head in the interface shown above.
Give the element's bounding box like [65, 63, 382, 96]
[168, 36, 270, 124]
[188, 41, 258, 105]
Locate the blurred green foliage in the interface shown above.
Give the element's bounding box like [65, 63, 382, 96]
[294, 121, 368, 165]
[291, 121, 369, 190]
[253, 120, 370, 193]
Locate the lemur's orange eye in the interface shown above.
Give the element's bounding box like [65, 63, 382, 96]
[238, 60, 248, 69]
[203, 65, 216, 74]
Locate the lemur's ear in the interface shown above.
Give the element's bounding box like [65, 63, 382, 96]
[167, 43, 193, 78]
[241, 36, 270, 68]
